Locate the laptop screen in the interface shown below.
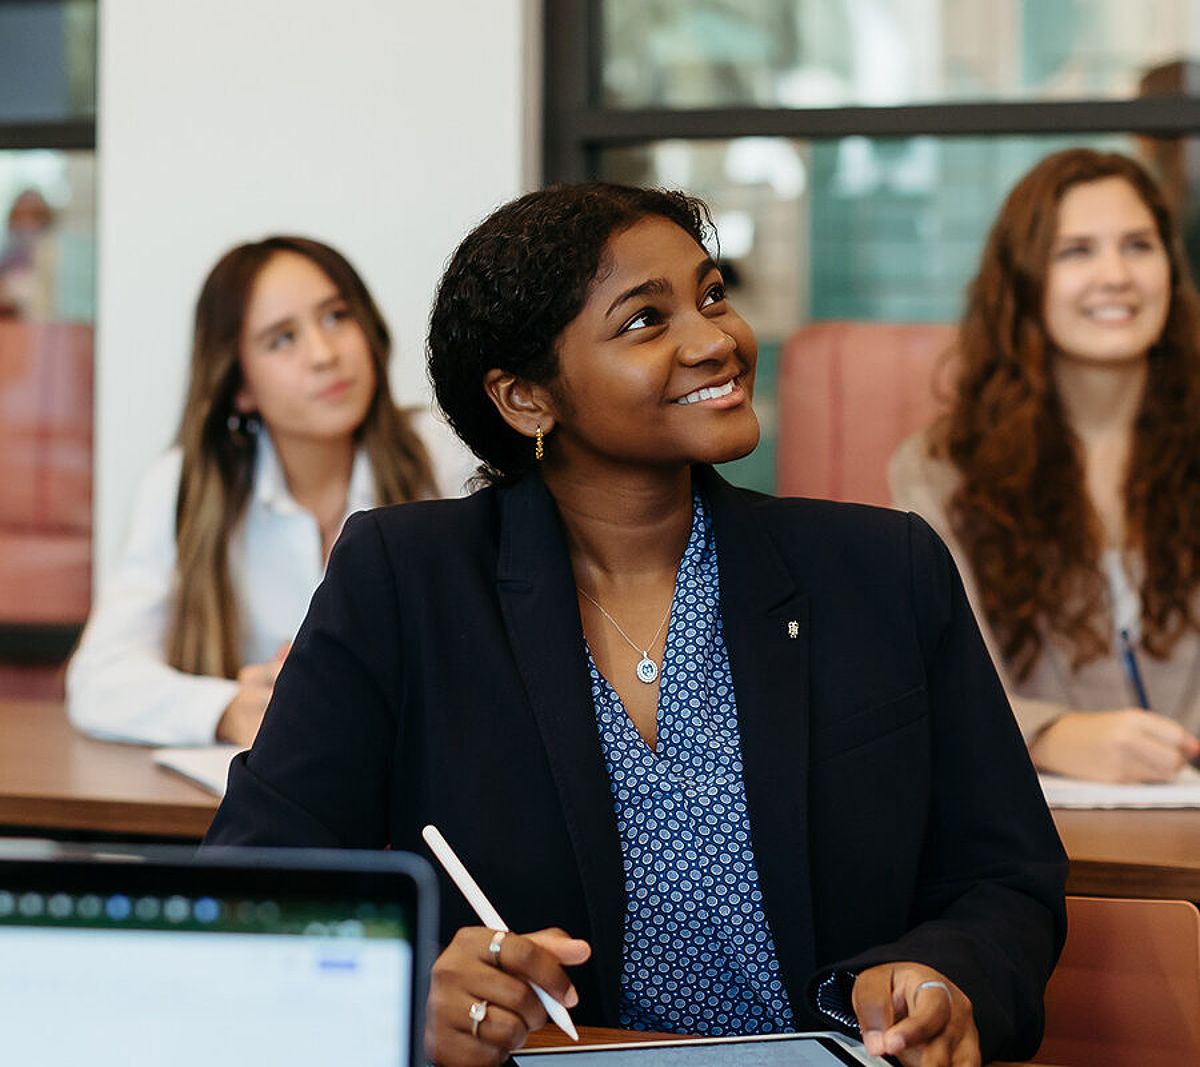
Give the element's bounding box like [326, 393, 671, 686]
[0, 844, 435, 1067]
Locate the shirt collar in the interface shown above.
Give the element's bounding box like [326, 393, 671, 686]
[347, 444, 376, 512]
[252, 428, 376, 517]
[678, 488, 714, 582]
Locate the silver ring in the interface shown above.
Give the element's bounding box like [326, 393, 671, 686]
[468, 998, 488, 1039]
[487, 929, 507, 969]
[915, 979, 952, 1009]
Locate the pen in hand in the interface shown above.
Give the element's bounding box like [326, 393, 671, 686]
[421, 824, 580, 1041]
[1118, 629, 1200, 770]
[1118, 628, 1151, 711]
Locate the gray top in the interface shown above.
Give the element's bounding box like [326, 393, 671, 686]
[888, 430, 1200, 740]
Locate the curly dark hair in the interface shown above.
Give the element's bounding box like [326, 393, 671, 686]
[427, 182, 714, 482]
[933, 148, 1200, 679]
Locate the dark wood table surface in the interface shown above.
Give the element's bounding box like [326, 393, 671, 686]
[0, 698, 1176, 1065]
[1053, 807, 1200, 901]
[0, 698, 218, 839]
[521, 1024, 1058, 1065]
[4, 695, 1200, 903]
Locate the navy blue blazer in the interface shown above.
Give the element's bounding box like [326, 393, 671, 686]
[207, 467, 1066, 1062]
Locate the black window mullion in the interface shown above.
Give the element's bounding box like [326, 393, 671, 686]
[0, 119, 95, 151]
[568, 97, 1200, 145]
[543, 0, 594, 183]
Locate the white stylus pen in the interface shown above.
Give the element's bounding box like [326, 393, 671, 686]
[421, 824, 580, 1041]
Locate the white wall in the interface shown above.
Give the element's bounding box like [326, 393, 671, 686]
[96, 0, 533, 573]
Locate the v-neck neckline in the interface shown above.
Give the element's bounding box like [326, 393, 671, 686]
[587, 639, 670, 759]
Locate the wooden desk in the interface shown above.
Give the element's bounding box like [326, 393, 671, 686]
[522, 1024, 1054, 1065]
[4, 694, 1200, 897]
[0, 699, 218, 839]
[1054, 807, 1200, 901]
[524, 1026, 681, 1049]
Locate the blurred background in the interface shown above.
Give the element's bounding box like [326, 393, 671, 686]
[4, 0, 1200, 673]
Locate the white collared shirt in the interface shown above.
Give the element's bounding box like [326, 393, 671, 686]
[66, 410, 475, 746]
[233, 430, 376, 667]
[1100, 548, 1140, 644]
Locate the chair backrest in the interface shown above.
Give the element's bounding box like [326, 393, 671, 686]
[1033, 895, 1200, 1067]
[775, 320, 955, 505]
[0, 320, 93, 532]
[0, 320, 93, 625]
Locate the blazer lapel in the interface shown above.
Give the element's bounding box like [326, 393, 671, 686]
[494, 475, 626, 1022]
[702, 468, 818, 1008]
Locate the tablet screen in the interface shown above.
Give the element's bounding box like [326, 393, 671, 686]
[510, 1034, 867, 1066]
[0, 845, 434, 1067]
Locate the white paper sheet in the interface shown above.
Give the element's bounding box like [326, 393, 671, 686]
[152, 745, 241, 796]
[1040, 764, 1200, 809]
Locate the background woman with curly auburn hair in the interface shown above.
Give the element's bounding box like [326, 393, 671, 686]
[890, 147, 1200, 784]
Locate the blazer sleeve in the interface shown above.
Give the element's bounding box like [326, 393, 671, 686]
[813, 513, 1068, 1064]
[888, 433, 1068, 741]
[205, 509, 402, 847]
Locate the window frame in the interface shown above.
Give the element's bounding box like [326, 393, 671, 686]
[543, 0, 1200, 183]
[0, 0, 97, 660]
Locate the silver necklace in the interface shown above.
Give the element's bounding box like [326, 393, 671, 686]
[577, 587, 672, 684]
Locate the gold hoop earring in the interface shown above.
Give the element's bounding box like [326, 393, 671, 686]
[534, 424, 545, 462]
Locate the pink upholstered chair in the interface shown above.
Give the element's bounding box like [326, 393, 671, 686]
[775, 321, 956, 506]
[1033, 896, 1200, 1067]
[0, 321, 93, 626]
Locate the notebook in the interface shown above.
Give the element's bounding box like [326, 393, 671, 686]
[0, 841, 437, 1066]
[1040, 764, 1200, 808]
[152, 744, 240, 795]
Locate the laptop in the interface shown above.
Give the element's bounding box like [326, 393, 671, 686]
[0, 842, 436, 1066]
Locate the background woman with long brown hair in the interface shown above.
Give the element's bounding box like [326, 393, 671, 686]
[891, 148, 1200, 783]
[67, 236, 470, 747]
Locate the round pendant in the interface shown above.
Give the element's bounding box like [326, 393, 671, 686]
[635, 655, 659, 684]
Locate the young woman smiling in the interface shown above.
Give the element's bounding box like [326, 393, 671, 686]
[208, 185, 1065, 1067]
[67, 236, 471, 747]
[891, 148, 1200, 783]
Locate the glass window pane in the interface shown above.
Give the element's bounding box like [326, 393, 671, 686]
[0, 1, 97, 122]
[0, 150, 95, 631]
[602, 0, 1200, 109]
[600, 134, 1174, 492]
[0, 150, 95, 322]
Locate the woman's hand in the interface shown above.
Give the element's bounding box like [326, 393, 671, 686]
[1029, 709, 1200, 783]
[853, 963, 979, 1067]
[215, 643, 290, 746]
[425, 926, 591, 1067]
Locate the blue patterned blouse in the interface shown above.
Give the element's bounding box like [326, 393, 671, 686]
[586, 491, 796, 1035]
